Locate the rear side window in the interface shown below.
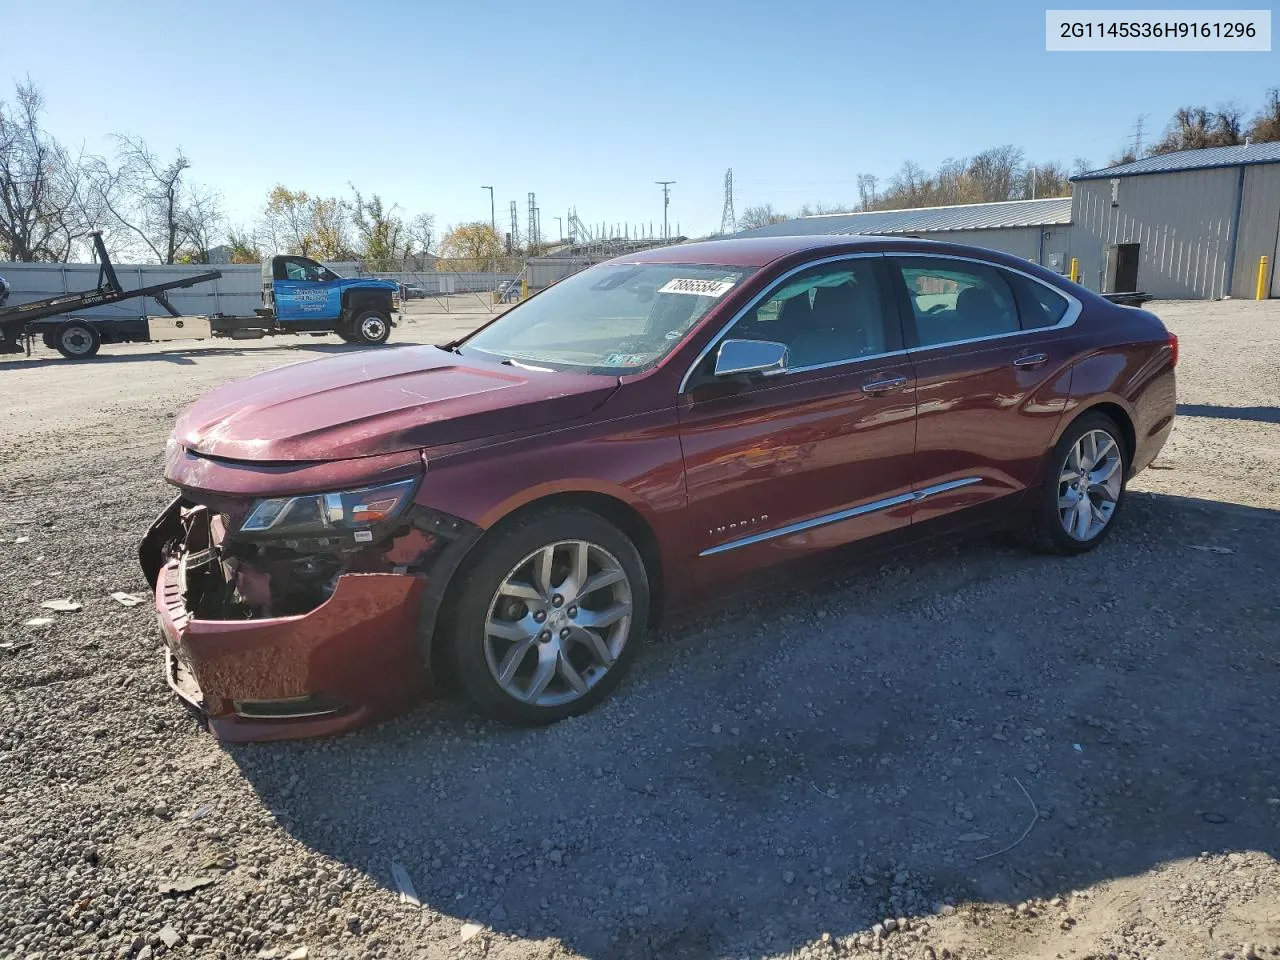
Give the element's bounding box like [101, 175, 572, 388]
[892, 257, 1019, 347]
[1006, 271, 1070, 329]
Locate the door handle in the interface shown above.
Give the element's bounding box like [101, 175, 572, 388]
[1012, 352, 1049, 369]
[861, 375, 908, 394]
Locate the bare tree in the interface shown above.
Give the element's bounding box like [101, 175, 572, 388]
[795, 201, 857, 218]
[0, 79, 97, 261]
[1150, 105, 1243, 154]
[933, 158, 968, 205]
[176, 184, 224, 263]
[890, 161, 927, 206]
[966, 145, 1025, 202]
[1247, 87, 1280, 142]
[407, 212, 436, 259]
[736, 203, 787, 230]
[856, 174, 878, 210]
[1020, 161, 1070, 199]
[1071, 156, 1093, 178]
[89, 135, 207, 264]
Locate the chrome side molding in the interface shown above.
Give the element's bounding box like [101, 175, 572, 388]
[699, 477, 982, 557]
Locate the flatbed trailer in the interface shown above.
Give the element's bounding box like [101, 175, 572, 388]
[1, 231, 399, 360]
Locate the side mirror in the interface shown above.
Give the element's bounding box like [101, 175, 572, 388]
[714, 338, 788, 378]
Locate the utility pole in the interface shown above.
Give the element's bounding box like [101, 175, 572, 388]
[481, 185, 495, 293]
[554, 216, 563, 242]
[481, 185, 495, 236]
[655, 181, 675, 240]
[508, 200, 518, 255]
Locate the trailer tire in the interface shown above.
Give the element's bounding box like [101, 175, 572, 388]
[349, 309, 392, 346]
[55, 321, 101, 360]
[42, 332, 58, 351]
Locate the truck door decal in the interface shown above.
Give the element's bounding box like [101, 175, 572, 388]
[273, 280, 342, 322]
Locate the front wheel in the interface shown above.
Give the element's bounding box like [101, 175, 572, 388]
[347, 309, 391, 346]
[55, 321, 101, 360]
[1022, 412, 1128, 554]
[443, 508, 650, 726]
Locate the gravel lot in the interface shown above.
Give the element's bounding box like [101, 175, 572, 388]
[2, 299, 1278, 960]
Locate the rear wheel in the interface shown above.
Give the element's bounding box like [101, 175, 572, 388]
[55, 321, 101, 360]
[348, 309, 391, 346]
[1022, 412, 1128, 554]
[443, 508, 649, 726]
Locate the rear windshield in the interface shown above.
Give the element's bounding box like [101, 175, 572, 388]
[459, 262, 752, 375]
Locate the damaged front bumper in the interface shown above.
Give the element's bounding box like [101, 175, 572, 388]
[139, 495, 477, 742]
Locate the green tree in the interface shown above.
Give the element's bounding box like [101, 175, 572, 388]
[349, 186, 404, 270]
[440, 222, 504, 271]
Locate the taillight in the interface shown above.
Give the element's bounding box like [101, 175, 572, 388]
[1167, 332, 1179, 368]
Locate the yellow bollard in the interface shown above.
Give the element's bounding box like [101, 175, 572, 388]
[1257, 255, 1270, 300]
[520, 277, 528, 301]
[1068, 258, 1079, 283]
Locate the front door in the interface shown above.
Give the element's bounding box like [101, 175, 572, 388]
[273, 256, 343, 323]
[886, 254, 1077, 523]
[677, 254, 917, 588]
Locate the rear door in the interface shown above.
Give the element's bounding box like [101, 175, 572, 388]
[272, 257, 343, 323]
[885, 254, 1079, 523]
[677, 254, 918, 588]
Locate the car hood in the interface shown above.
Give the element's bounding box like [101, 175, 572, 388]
[174, 346, 618, 462]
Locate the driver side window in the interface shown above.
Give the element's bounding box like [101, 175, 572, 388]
[726, 257, 898, 370]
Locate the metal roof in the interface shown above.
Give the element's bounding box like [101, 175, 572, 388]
[1073, 142, 1280, 181]
[731, 197, 1072, 239]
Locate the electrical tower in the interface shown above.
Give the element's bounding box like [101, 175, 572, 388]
[527, 193, 537, 252]
[655, 181, 675, 240]
[719, 168, 736, 234]
[1131, 114, 1148, 156]
[508, 200, 519, 255]
[568, 208, 591, 244]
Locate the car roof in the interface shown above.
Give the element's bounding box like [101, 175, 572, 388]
[611, 235, 958, 268]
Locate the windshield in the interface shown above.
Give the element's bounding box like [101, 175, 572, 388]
[458, 262, 752, 374]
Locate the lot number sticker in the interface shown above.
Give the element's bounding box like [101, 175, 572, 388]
[659, 278, 736, 297]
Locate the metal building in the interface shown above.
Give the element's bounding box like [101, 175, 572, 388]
[729, 197, 1074, 271]
[1069, 143, 1280, 299]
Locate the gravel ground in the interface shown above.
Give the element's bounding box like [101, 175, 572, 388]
[1, 299, 1277, 960]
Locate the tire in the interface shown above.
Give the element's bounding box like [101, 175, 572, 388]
[442, 507, 650, 726]
[348, 309, 391, 346]
[1021, 412, 1128, 554]
[42, 332, 58, 351]
[55, 321, 101, 360]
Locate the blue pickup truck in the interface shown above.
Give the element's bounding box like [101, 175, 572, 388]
[263, 255, 400, 345]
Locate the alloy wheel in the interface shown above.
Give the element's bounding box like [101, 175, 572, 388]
[1058, 428, 1122, 541]
[483, 540, 633, 707]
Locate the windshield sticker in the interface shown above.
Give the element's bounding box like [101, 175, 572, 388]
[658, 278, 736, 298]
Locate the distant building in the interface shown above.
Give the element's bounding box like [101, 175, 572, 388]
[1069, 142, 1280, 299]
[730, 197, 1074, 275]
[730, 142, 1280, 300]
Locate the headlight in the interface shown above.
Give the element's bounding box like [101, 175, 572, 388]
[239, 478, 418, 543]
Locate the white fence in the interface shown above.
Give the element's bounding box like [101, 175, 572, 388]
[0, 260, 519, 319]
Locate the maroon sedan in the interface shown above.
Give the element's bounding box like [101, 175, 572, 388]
[140, 236, 1177, 741]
